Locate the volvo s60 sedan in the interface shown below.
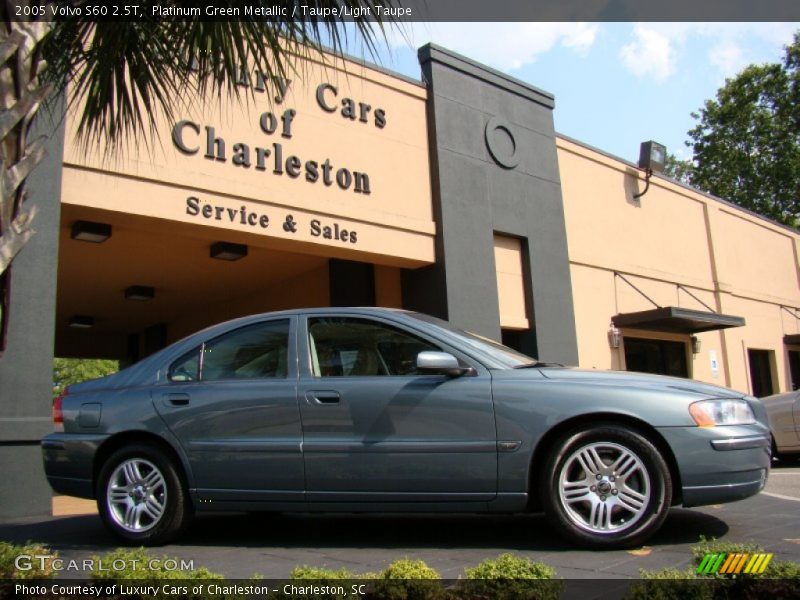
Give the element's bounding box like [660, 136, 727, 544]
[42, 308, 771, 548]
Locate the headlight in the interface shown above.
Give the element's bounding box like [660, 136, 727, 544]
[689, 399, 756, 427]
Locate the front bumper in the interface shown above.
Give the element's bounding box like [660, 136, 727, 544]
[657, 424, 771, 508]
[41, 433, 109, 499]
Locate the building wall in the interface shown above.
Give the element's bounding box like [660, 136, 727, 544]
[558, 136, 800, 394]
[406, 44, 579, 364]
[54, 49, 436, 364]
[0, 105, 65, 519]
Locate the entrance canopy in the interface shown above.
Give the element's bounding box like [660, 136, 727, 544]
[612, 306, 745, 334]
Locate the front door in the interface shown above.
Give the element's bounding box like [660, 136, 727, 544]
[297, 314, 497, 502]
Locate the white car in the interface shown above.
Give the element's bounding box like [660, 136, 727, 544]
[762, 390, 800, 459]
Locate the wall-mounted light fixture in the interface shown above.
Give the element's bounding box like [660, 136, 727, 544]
[124, 285, 155, 301]
[71, 220, 112, 243]
[633, 140, 667, 200]
[210, 241, 248, 261]
[691, 335, 701, 355]
[68, 315, 94, 328]
[608, 323, 621, 349]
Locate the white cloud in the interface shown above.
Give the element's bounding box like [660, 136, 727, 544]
[619, 25, 676, 83]
[708, 42, 746, 77]
[617, 22, 800, 82]
[386, 23, 599, 72]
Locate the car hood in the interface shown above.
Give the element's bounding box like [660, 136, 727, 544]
[534, 367, 744, 399]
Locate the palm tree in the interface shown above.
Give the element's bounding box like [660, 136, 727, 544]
[0, 0, 400, 349]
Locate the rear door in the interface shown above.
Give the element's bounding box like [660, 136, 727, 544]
[297, 314, 497, 502]
[154, 317, 303, 501]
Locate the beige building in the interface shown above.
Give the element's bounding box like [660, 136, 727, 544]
[2, 42, 798, 518]
[558, 136, 800, 396]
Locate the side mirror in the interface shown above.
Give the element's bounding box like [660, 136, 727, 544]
[416, 351, 474, 377]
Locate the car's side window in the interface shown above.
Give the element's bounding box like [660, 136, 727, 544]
[308, 317, 441, 377]
[168, 319, 290, 382]
[169, 348, 200, 382]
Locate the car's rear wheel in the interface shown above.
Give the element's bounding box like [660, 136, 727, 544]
[97, 443, 191, 545]
[541, 424, 671, 549]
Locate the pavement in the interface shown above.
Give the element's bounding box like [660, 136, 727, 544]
[2, 462, 799, 581]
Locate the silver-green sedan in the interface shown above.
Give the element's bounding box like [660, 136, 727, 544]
[42, 308, 771, 548]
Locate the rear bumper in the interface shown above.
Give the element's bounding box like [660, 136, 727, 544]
[657, 424, 771, 508]
[41, 433, 108, 500]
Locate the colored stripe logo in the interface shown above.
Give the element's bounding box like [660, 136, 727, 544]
[696, 552, 773, 575]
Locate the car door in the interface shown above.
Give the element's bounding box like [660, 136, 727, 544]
[298, 313, 497, 502]
[154, 317, 303, 502]
[793, 392, 800, 442]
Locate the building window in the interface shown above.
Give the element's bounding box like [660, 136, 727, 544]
[623, 337, 688, 378]
[747, 349, 775, 397]
[493, 234, 529, 330]
[789, 350, 800, 391]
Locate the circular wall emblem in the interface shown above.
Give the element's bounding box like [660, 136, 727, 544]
[485, 116, 519, 169]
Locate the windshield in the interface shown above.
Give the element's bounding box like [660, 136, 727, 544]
[406, 312, 536, 368]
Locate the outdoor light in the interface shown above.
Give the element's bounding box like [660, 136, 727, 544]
[633, 140, 667, 200]
[608, 323, 621, 349]
[638, 141, 667, 173]
[68, 315, 94, 328]
[691, 335, 702, 355]
[124, 285, 155, 301]
[71, 220, 112, 243]
[210, 241, 248, 261]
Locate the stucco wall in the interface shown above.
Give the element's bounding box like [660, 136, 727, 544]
[558, 136, 800, 394]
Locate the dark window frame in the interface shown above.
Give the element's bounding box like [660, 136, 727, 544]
[168, 319, 291, 383]
[622, 336, 690, 378]
[306, 316, 447, 378]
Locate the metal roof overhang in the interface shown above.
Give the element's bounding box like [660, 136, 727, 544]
[612, 307, 745, 334]
[785, 334, 800, 346]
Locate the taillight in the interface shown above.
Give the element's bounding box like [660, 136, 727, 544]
[53, 386, 68, 432]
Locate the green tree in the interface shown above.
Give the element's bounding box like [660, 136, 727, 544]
[663, 153, 695, 186]
[687, 31, 800, 227]
[0, 0, 399, 350]
[53, 357, 119, 398]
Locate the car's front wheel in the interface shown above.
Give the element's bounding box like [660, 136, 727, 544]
[97, 443, 191, 545]
[541, 424, 672, 548]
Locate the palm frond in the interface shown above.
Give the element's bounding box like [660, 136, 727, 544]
[40, 0, 403, 153]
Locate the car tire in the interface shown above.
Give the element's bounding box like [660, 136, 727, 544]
[97, 443, 191, 545]
[541, 423, 672, 549]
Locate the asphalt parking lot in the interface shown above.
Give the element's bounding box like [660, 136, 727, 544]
[2, 462, 799, 581]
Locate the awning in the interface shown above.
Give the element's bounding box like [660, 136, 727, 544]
[785, 334, 800, 346]
[612, 306, 745, 334]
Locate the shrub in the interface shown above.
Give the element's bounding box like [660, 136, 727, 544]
[289, 565, 374, 600]
[629, 538, 800, 600]
[690, 536, 764, 567]
[372, 559, 443, 600]
[625, 569, 714, 600]
[763, 559, 800, 579]
[0, 541, 57, 579]
[290, 566, 359, 579]
[461, 553, 561, 600]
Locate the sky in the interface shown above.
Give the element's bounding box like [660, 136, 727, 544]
[345, 22, 800, 165]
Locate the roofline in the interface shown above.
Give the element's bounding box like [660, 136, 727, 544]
[312, 41, 424, 89]
[556, 132, 799, 236]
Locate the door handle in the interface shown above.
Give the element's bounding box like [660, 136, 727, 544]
[306, 391, 341, 405]
[167, 393, 190, 406]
